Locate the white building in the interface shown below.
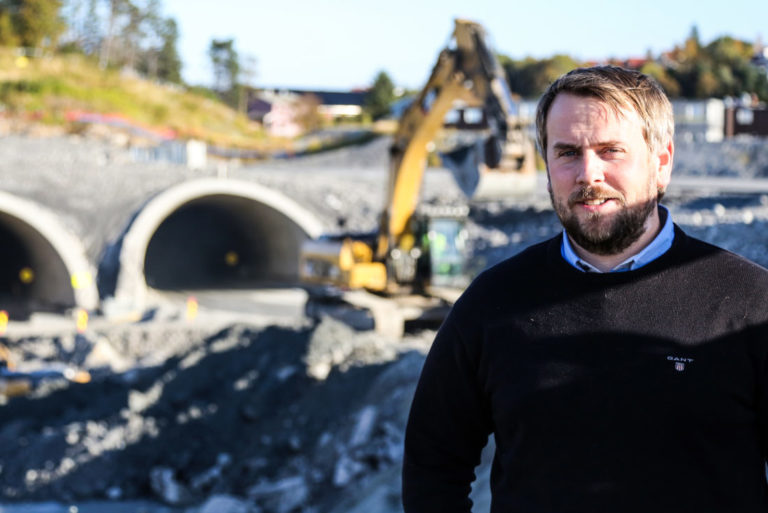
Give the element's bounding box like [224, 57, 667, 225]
[672, 99, 725, 143]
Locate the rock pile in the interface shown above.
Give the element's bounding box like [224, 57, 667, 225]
[0, 318, 433, 513]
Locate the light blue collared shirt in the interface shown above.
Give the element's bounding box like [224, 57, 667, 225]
[561, 205, 674, 273]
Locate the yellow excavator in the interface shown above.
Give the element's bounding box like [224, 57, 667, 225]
[299, 19, 536, 336]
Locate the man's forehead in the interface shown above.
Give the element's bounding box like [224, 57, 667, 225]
[550, 93, 636, 121]
[547, 93, 643, 136]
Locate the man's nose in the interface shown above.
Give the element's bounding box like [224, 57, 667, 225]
[576, 151, 605, 185]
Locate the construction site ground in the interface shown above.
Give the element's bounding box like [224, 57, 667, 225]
[1, 133, 768, 513]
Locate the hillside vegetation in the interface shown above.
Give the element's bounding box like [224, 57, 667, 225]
[0, 49, 279, 150]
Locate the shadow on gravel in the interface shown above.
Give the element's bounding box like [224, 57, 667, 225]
[0, 322, 427, 512]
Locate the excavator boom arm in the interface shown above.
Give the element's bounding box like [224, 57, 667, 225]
[299, 19, 535, 299]
[377, 19, 529, 259]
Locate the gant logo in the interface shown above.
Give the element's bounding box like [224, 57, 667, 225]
[667, 356, 694, 372]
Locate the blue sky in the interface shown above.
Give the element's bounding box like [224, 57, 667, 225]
[162, 0, 767, 91]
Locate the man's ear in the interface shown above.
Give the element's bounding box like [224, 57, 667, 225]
[656, 139, 674, 191]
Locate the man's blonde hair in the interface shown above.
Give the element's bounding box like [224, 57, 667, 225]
[535, 66, 674, 162]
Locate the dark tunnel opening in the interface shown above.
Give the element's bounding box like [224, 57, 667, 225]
[143, 195, 303, 291]
[0, 213, 76, 318]
[0, 222, 35, 312]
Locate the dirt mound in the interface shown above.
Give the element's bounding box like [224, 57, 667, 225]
[0, 319, 431, 512]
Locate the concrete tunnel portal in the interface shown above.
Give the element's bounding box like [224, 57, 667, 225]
[145, 194, 309, 289]
[0, 191, 98, 319]
[111, 178, 325, 314]
[0, 213, 72, 316]
[0, 181, 325, 320]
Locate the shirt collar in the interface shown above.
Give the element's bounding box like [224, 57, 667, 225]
[561, 205, 674, 273]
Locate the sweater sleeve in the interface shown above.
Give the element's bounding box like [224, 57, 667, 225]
[402, 309, 492, 513]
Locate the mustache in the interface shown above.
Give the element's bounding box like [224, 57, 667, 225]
[567, 186, 625, 207]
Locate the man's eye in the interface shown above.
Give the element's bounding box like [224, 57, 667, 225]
[559, 150, 577, 157]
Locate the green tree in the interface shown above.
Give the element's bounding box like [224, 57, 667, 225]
[80, 0, 100, 54]
[136, 0, 162, 76]
[365, 70, 395, 120]
[135, 0, 182, 84]
[117, 0, 143, 68]
[667, 32, 768, 100]
[639, 60, 681, 97]
[0, 0, 64, 49]
[739, 62, 768, 101]
[0, 8, 18, 46]
[238, 53, 257, 112]
[99, 0, 129, 68]
[705, 37, 767, 99]
[209, 38, 240, 108]
[154, 17, 181, 83]
[694, 65, 719, 98]
[707, 36, 751, 62]
[59, 0, 184, 83]
[501, 54, 581, 98]
[98, 0, 156, 70]
[683, 25, 701, 61]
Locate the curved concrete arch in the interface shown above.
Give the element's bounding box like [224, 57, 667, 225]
[0, 190, 98, 313]
[111, 178, 325, 314]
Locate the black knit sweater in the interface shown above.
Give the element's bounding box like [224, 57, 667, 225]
[403, 226, 768, 513]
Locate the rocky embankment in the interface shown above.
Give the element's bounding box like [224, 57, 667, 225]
[0, 318, 433, 513]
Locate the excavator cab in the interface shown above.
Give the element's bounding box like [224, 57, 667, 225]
[423, 216, 469, 289]
[387, 207, 470, 292]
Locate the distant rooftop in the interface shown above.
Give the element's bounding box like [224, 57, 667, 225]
[259, 88, 369, 107]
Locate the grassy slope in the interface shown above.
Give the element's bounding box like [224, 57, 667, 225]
[0, 49, 282, 150]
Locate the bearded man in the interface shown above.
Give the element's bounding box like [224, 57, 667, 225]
[402, 66, 768, 513]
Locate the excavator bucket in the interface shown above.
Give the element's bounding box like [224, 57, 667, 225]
[441, 136, 537, 201]
[440, 140, 485, 198]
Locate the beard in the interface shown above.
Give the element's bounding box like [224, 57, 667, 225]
[550, 185, 658, 256]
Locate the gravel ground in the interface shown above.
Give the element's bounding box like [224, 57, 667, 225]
[1, 132, 768, 513]
[0, 318, 434, 513]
